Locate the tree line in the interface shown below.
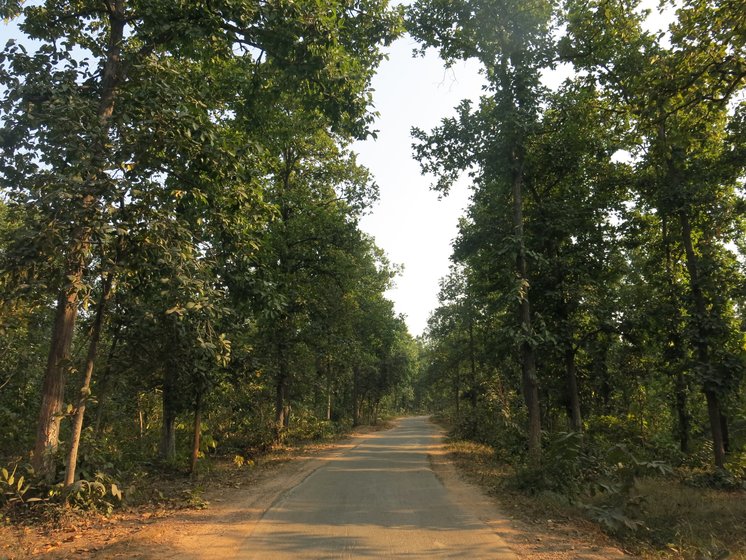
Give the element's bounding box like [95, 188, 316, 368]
[0, 0, 415, 494]
[411, 0, 745, 475]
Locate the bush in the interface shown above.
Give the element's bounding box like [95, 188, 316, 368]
[513, 431, 593, 498]
[57, 472, 123, 514]
[0, 463, 41, 508]
[286, 413, 348, 444]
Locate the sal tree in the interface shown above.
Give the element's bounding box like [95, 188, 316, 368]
[0, 0, 401, 479]
[408, 0, 556, 461]
[563, 0, 746, 469]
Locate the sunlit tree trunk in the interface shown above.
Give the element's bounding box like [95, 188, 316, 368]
[190, 391, 203, 476]
[64, 273, 113, 486]
[275, 341, 289, 439]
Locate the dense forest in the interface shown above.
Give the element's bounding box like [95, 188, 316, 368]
[410, 0, 746, 533]
[0, 0, 745, 551]
[0, 0, 415, 500]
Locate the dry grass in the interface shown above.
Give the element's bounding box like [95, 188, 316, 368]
[634, 478, 746, 559]
[446, 440, 746, 560]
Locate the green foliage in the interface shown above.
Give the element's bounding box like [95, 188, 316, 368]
[411, 0, 744, 552]
[508, 434, 675, 533]
[58, 472, 123, 515]
[0, 464, 40, 508]
[0, 0, 407, 484]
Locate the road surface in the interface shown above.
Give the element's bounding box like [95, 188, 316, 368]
[240, 416, 516, 559]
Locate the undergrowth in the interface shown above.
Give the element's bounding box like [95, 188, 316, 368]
[446, 437, 746, 559]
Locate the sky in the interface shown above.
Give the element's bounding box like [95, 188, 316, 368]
[353, 41, 484, 338]
[351, 40, 581, 338]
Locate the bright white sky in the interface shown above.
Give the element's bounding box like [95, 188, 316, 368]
[353, 40, 484, 338]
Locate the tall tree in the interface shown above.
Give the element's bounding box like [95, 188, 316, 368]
[0, 0, 401, 479]
[562, 0, 746, 468]
[409, 0, 557, 461]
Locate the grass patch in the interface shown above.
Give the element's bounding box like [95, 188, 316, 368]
[634, 478, 746, 559]
[446, 439, 746, 559]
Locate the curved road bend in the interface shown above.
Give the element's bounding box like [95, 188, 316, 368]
[240, 416, 516, 559]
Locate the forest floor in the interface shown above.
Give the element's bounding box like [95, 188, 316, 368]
[1, 418, 633, 560]
[445, 439, 746, 560]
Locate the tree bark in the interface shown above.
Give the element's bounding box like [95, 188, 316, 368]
[679, 210, 726, 468]
[326, 364, 332, 421]
[352, 366, 362, 426]
[32, 1, 125, 480]
[454, 365, 461, 426]
[565, 347, 582, 432]
[511, 146, 541, 463]
[64, 273, 113, 486]
[159, 363, 178, 461]
[662, 214, 690, 454]
[675, 371, 690, 454]
[468, 320, 478, 434]
[720, 413, 730, 453]
[190, 391, 203, 476]
[33, 277, 82, 480]
[273, 335, 290, 439]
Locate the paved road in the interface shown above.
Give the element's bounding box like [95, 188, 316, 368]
[240, 416, 516, 559]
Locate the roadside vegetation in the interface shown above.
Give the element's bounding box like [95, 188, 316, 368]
[442, 436, 746, 559]
[410, 0, 746, 557]
[0, 0, 412, 528]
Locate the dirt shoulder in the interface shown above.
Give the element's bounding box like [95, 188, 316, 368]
[2, 420, 629, 560]
[426, 423, 631, 560]
[0, 428, 383, 560]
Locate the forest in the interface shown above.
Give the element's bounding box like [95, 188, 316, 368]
[0, 0, 744, 557]
[0, 0, 413, 494]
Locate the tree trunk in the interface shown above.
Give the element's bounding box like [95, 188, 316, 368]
[64, 273, 113, 487]
[274, 338, 290, 439]
[274, 366, 288, 437]
[352, 366, 362, 426]
[33, 278, 82, 480]
[326, 370, 332, 421]
[138, 403, 145, 439]
[595, 336, 612, 413]
[190, 391, 202, 476]
[511, 146, 541, 463]
[565, 347, 582, 432]
[159, 364, 178, 461]
[468, 320, 478, 434]
[160, 413, 177, 461]
[675, 371, 690, 453]
[93, 325, 121, 435]
[720, 413, 730, 453]
[679, 210, 726, 468]
[704, 390, 726, 468]
[31, 1, 126, 480]
[662, 214, 690, 453]
[454, 365, 461, 426]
